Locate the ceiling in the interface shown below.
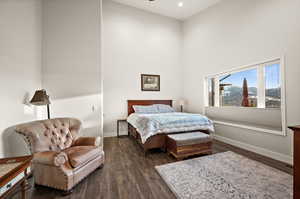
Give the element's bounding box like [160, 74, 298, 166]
[111, 0, 222, 20]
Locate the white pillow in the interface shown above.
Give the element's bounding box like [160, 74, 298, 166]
[155, 104, 175, 113]
[133, 105, 159, 114]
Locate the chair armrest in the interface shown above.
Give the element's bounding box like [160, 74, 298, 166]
[72, 136, 101, 147]
[33, 151, 68, 167]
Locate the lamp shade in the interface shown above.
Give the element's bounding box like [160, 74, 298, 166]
[30, 89, 50, 106]
[178, 99, 186, 106]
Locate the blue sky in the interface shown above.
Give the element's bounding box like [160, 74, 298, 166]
[221, 68, 257, 87]
[220, 64, 280, 89]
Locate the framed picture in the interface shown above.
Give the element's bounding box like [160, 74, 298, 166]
[141, 74, 160, 91]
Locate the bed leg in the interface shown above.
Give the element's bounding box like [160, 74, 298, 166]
[144, 150, 149, 157]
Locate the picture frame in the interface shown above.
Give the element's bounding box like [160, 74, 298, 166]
[141, 74, 160, 91]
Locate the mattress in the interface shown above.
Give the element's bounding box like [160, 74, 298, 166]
[127, 112, 214, 143]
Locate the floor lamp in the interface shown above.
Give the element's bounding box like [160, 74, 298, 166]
[30, 89, 51, 119]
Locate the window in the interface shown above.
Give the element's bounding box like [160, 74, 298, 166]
[265, 63, 281, 108]
[220, 68, 258, 107]
[207, 78, 215, 107]
[206, 59, 281, 109]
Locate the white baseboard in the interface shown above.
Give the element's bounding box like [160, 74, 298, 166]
[214, 135, 293, 165]
[104, 131, 127, 138]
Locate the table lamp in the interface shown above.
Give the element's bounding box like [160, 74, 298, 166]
[30, 89, 51, 119]
[179, 99, 186, 112]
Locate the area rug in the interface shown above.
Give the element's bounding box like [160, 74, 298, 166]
[155, 151, 293, 199]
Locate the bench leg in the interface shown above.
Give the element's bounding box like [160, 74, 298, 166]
[62, 189, 73, 196]
[176, 157, 184, 161]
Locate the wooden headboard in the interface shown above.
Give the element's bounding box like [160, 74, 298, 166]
[127, 100, 173, 116]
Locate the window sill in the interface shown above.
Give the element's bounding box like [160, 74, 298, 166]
[205, 106, 281, 111]
[213, 120, 285, 136]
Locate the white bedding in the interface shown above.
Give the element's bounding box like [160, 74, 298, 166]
[127, 112, 214, 143]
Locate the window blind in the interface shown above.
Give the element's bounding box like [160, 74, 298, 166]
[205, 107, 282, 131]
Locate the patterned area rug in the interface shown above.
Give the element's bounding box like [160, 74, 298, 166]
[155, 152, 293, 199]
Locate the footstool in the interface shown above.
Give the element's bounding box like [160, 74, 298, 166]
[166, 132, 212, 160]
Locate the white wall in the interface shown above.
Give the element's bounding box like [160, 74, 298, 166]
[42, 0, 102, 138]
[0, 0, 42, 157]
[1, 0, 297, 164]
[102, 0, 183, 137]
[183, 0, 300, 163]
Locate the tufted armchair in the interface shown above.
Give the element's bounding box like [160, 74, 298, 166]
[14, 118, 104, 193]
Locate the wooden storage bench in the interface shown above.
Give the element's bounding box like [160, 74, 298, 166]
[166, 132, 212, 160]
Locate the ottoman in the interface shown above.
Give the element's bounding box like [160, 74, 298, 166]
[166, 132, 212, 160]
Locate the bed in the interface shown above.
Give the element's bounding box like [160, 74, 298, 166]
[127, 100, 214, 153]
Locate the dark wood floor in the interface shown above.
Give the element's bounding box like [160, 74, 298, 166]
[12, 137, 293, 199]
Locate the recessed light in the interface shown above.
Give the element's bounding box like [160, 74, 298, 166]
[178, 2, 183, 7]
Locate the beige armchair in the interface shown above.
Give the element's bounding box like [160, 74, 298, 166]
[15, 118, 104, 193]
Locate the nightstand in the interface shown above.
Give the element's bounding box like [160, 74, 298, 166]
[117, 119, 127, 137]
[0, 156, 32, 199]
